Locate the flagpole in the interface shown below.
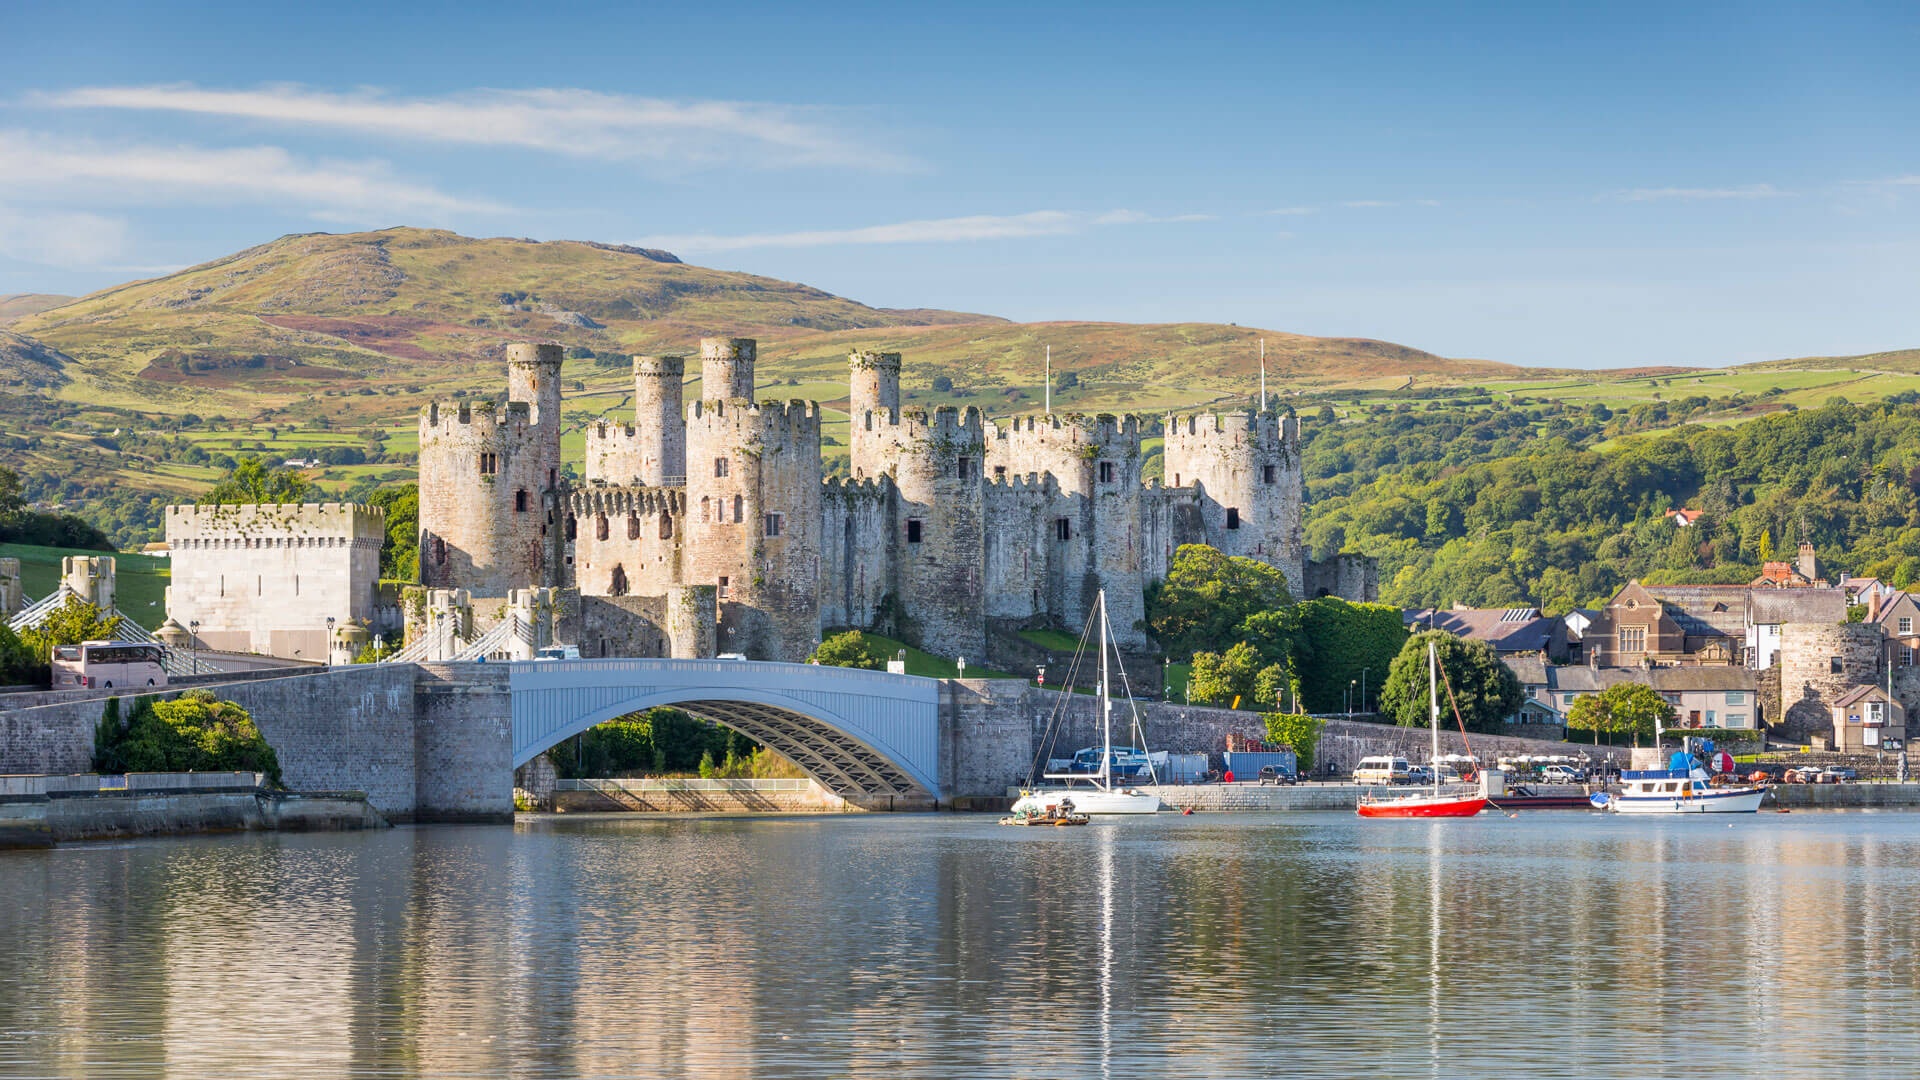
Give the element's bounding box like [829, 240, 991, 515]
[1045, 344, 1052, 414]
[1259, 338, 1267, 412]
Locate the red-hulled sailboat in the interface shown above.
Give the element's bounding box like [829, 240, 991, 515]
[1356, 641, 1488, 819]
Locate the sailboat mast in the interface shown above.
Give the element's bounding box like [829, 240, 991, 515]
[1429, 641, 1441, 796]
[1099, 590, 1112, 791]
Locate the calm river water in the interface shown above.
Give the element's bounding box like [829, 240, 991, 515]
[4, 811, 1920, 1078]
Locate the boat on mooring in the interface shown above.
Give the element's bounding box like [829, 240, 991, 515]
[1357, 641, 1488, 819]
[1009, 590, 1161, 817]
[1591, 768, 1767, 814]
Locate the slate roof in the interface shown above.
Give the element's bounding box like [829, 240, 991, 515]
[1408, 607, 1556, 653]
[1637, 585, 1750, 639]
[1747, 587, 1846, 626]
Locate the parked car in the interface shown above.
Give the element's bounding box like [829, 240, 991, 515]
[1406, 765, 1434, 786]
[1826, 766, 1859, 782]
[1540, 764, 1587, 783]
[1257, 764, 1297, 786]
[1353, 756, 1413, 785]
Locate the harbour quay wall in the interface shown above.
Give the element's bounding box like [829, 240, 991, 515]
[0, 772, 384, 848]
[1769, 783, 1920, 809]
[944, 680, 1615, 795]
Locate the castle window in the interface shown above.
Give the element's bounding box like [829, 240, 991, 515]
[907, 519, 923, 544]
[515, 490, 529, 513]
[627, 515, 640, 540]
[1173, 473, 1181, 487]
[701, 496, 711, 522]
[1098, 461, 1115, 484]
[765, 512, 784, 538]
[609, 564, 629, 597]
[1225, 507, 1241, 530]
[715, 457, 729, 478]
[732, 495, 743, 523]
[1831, 657, 1843, 674]
[1263, 465, 1277, 484]
[549, 468, 556, 488]
[596, 514, 609, 541]
[565, 516, 577, 541]
[957, 457, 974, 480]
[1055, 517, 1071, 542]
[479, 452, 498, 475]
[994, 465, 1007, 480]
[718, 576, 730, 600]
[660, 512, 673, 539]
[433, 538, 447, 566]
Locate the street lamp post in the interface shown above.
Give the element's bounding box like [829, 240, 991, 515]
[1348, 679, 1357, 717]
[326, 616, 335, 667]
[188, 619, 200, 676]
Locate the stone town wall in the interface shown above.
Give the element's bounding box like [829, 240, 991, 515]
[981, 476, 1054, 621]
[164, 502, 384, 659]
[0, 557, 20, 616]
[569, 594, 669, 659]
[1304, 553, 1380, 602]
[820, 476, 896, 631]
[1779, 623, 1882, 742]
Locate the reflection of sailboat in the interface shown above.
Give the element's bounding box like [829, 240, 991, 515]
[1011, 590, 1161, 816]
[1357, 641, 1488, 818]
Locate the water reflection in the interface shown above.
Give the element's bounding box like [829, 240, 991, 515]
[4, 813, 1920, 1077]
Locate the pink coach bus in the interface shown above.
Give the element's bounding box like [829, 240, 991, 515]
[50, 641, 169, 690]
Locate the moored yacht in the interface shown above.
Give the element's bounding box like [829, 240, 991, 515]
[1593, 768, 1767, 814]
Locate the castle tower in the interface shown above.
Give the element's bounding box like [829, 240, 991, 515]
[634, 355, 687, 485]
[683, 398, 822, 659]
[1162, 408, 1305, 597]
[865, 405, 987, 659]
[700, 337, 757, 402]
[986, 413, 1148, 647]
[849, 350, 903, 480]
[418, 342, 564, 595]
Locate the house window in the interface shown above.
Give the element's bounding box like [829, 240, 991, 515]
[1868, 702, 1887, 724]
[1831, 657, 1844, 674]
[732, 495, 743, 523]
[1901, 617, 1913, 636]
[1098, 461, 1115, 483]
[1619, 626, 1646, 653]
[1263, 465, 1277, 484]
[715, 457, 729, 478]
[596, 515, 609, 541]
[956, 457, 973, 480]
[515, 490, 529, 513]
[1055, 517, 1071, 542]
[1905, 647, 1915, 667]
[479, 452, 498, 475]
[1225, 508, 1241, 530]
[1726, 691, 1745, 705]
[1727, 714, 1747, 726]
[765, 512, 784, 538]
[907, 519, 923, 544]
[1705, 710, 1717, 726]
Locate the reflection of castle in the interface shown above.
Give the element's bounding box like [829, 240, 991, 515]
[416, 339, 1369, 662]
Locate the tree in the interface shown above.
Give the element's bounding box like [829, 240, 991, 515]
[1257, 597, 1408, 713]
[0, 623, 36, 685]
[199, 456, 318, 505]
[1144, 544, 1293, 659]
[1264, 711, 1327, 772]
[367, 484, 419, 581]
[808, 631, 885, 669]
[1379, 630, 1523, 734]
[1565, 682, 1674, 746]
[18, 597, 122, 675]
[931, 375, 954, 392]
[1188, 641, 1264, 708]
[96, 690, 283, 784]
[0, 465, 23, 519]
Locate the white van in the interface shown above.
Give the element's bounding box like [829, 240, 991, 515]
[1353, 756, 1412, 785]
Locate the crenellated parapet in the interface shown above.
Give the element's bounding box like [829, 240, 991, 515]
[565, 486, 686, 519]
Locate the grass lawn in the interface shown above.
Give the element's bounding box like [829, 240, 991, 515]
[1, 542, 170, 630]
[847, 632, 1017, 680]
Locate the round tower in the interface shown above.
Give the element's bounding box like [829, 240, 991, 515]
[417, 396, 554, 595]
[634, 354, 687, 485]
[1162, 409, 1304, 597]
[666, 584, 718, 658]
[506, 343, 564, 427]
[700, 337, 757, 402]
[849, 350, 904, 480]
[683, 398, 822, 660]
[887, 406, 987, 659]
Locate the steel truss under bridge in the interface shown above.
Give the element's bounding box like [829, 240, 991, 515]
[509, 658, 943, 800]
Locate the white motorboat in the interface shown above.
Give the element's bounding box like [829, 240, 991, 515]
[1592, 767, 1767, 814]
[1010, 590, 1162, 818]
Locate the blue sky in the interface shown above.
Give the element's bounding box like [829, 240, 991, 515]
[3, 0, 1917, 368]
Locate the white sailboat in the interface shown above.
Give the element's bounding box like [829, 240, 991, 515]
[1010, 590, 1161, 816]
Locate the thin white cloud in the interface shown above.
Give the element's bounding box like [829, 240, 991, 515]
[644, 208, 1215, 253]
[0, 207, 128, 268]
[1262, 206, 1318, 216]
[0, 130, 503, 219]
[40, 83, 906, 171]
[1341, 200, 1396, 208]
[1610, 184, 1793, 202]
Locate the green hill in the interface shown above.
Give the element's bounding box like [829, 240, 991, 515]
[0, 294, 73, 325]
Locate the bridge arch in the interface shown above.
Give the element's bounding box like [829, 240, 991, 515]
[508, 659, 943, 800]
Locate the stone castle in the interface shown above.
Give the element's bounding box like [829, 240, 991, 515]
[412, 339, 1361, 663]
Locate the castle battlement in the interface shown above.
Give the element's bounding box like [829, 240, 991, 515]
[993, 411, 1143, 444]
[687, 397, 821, 436]
[566, 487, 685, 518]
[823, 474, 896, 504]
[421, 398, 540, 433]
[589, 418, 638, 440]
[165, 502, 386, 544]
